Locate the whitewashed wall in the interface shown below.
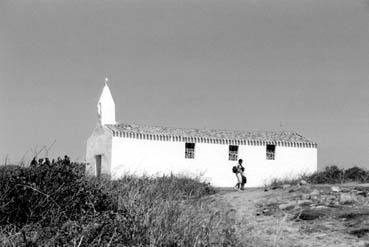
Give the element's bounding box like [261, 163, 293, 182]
[86, 126, 112, 177]
[109, 136, 317, 187]
[239, 145, 317, 187]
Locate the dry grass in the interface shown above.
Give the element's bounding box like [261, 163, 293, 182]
[0, 160, 243, 247]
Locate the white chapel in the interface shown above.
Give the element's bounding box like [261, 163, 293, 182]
[86, 82, 317, 187]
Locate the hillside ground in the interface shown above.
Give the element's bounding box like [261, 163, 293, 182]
[214, 184, 369, 247]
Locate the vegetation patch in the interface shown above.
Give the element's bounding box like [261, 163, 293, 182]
[0, 158, 241, 246]
[269, 165, 369, 188]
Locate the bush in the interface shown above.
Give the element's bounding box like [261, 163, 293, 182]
[0, 159, 241, 247]
[344, 167, 369, 182]
[0, 161, 114, 227]
[308, 165, 344, 184]
[308, 166, 369, 184]
[268, 165, 369, 187]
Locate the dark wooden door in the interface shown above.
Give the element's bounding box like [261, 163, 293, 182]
[95, 155, 102, 178]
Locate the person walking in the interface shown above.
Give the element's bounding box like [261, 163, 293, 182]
[237, 159, 247, 190]
[233, 159, 246, 190]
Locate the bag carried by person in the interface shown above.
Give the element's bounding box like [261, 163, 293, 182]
[232, 166, 238, 173]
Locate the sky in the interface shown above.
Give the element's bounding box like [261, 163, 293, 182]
[0, 0, 368, 168]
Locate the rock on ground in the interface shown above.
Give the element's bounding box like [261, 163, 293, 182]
[279, 202, 296, 210]
[331, 186, 341, 192]
[340, 193, 357, 204]
[310, 189, 320, 196]
[298, 209, 326, 221]
[297, 199, 313, 207]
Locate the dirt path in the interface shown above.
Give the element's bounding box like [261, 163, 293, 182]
[215, 187, 368, 247]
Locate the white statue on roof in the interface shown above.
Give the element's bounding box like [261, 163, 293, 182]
[97, 78, 116, 125]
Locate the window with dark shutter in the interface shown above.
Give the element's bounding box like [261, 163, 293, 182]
[266, 144, 276, 160]
[185, 143, 195, 159]
[229, 145, 238, 161]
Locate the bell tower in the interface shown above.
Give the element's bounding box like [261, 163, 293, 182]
[97, 77, 116, 125]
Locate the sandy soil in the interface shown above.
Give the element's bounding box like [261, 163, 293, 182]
[214, 185, 369, 247]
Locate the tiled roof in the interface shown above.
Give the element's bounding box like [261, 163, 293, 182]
[106, 123, 315, 144]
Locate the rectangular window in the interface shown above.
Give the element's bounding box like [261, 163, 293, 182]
[185, 143, 195, 159]
[266, 144, 276, 160]
[229, 145, 238, 161]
